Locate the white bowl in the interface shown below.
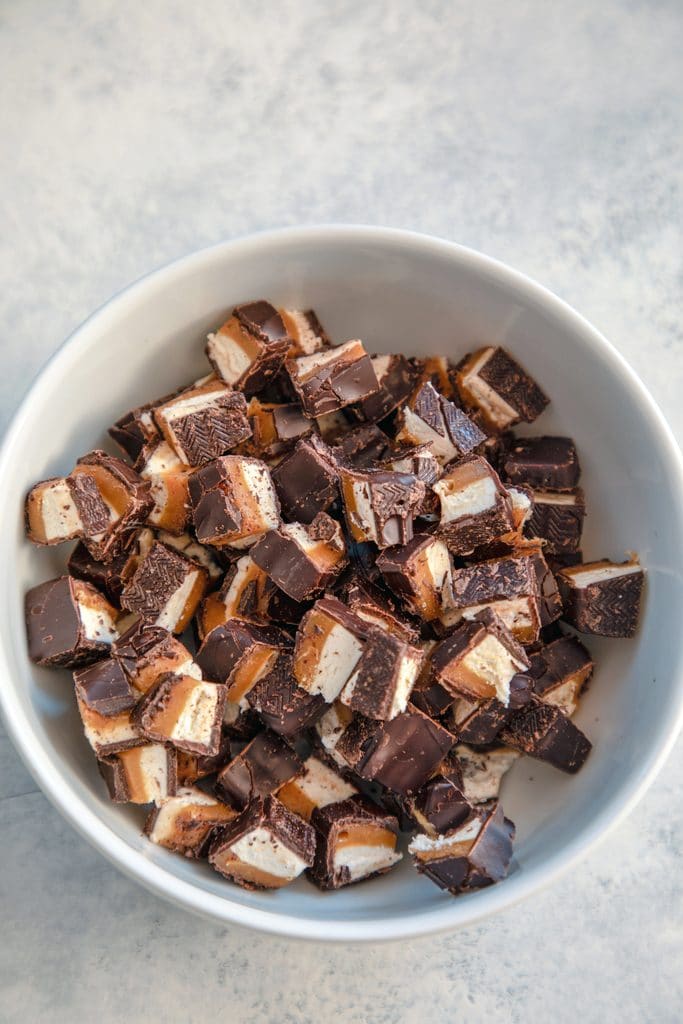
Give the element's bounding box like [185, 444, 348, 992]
[2, 226, 683, 942]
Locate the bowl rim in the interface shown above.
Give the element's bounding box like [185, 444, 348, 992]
[2, 223, 683, 942]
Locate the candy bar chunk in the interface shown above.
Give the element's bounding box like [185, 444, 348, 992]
[355, 354, 419, 422]
[500, 697, 592, 773]
[286, 339, 380, 418]
[292, 596, 368, 703]
[136, 439, 191, 535]
[445, 553, 542, 644]
[98, 743, 177, 804]
[410, 802, 514, 893]
[133, 673, 227, 756]
[67, 451, 153, 560]
[271, 437, 339, 526]
[332, 423, 391, 469]
[215, 730, 303, 809]
[250, 513, 346, 602]
[206, 301, 291, 395]
[247, 398, 313, 457]
[503, 436, 580, 490]
[377, 534, 453, 623]
[455, 744, 520, 803]
[197, 554, 270, 635]
[530, 636, 593, 715]
[209, 795, 315, 889]
[196, 621, 291, 704]
[144, 787, 237, 857]
[405, 771, 472, 837]
[557, 559, 644, 637]
[397, 382, 486, 465]
[121, 540, 208, 634]
[343, 576, 420, 644]
[25, 477, 84, 546]
[343, 705, 455, 796]
[309, 797, 401, 889]
[74, 657, 137, 716]
[77, 693, 143, 757]
[278, 755, 358, 821]
[339, 467, 425, 549]
[455, 346, 549, 431]
[279, 308, 330, 356]
[188, 455, 280, 549]
[25, 576, 119, 668]
[431, 610, 529, 705]
[340, 628, 424, 720]
[247, 654, 326, 738]
[526, 488, 585, 553]
[113, 620, 200, 695]
[313, 701, 356, 768]
[153, 379, 251, 467]
[434, 455, 514, 556]
[67, 529, 145, 606]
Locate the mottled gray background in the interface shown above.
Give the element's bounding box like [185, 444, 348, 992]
[1, 2, 682, 1021]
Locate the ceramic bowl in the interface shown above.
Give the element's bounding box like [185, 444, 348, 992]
[2, 226, 683, 941]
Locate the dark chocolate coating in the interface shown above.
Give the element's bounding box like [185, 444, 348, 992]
[215, 730, 303, 808]
[450, 554, 537, 608]
[247, 655, 326, 738]
[350, 705, 455, 796]
[71, 450, 153, 560]
[340, 467, 426, 549]
[500, 697, 592, 773]
[332, 424, 390, 468]
[74, 658, 137, 716]
[25, 576, 112, 668]
[197, 619, 290, 686]
[308, 796, 400, 889]
[356, 355, 420, 423]
[121, 541, 205, 622]
[410, 676, 456, 718]
[271, 436, 339, 524]
[409, 382, 486, 455]
[250, 513, 345, 602]
[162, 389, 252, 466]
[436, 455, 513, 557]
[67, 536, 138, 606]
[414, 802, 515, 893]
[529, 549, 563, 626]
[503, 436, 580, 490]
[531, 636, 593, 700]
[342, 627, 421, 721]
[478, 348, 549, 423]
[113, 620, 180, 678]
[235, 300, 288, 343]
[286, 346, 380, 417]
[409, 773, 472, 834]
[526, 489, 585, 554]
[557, 564, 644, 638]
[109, 401, 161, 461]
[133, 673, 227, 756]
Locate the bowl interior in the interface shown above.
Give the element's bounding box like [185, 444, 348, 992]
[2, 227, 683, 939]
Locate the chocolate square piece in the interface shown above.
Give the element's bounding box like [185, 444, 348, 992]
[292, 596, 369, 703]
[339, 467, 425, 548]
[189, 455, 280, 548]
[455, 346, 549, 431]
[405, 771, 473, 837]
[340, 626, 424, 720]
[277, 755, 358, 821]
[206, 300, 291, 395]
[397, 382, 486, 465]
[431, 610, 529, 705]
[557, 559, 644, 637]
[355, 354, 420, 422]
[502, 436, 580, 490]
[113, 620, 199, 695]
[215, 730, 303, 808]
[526, 488, 586, 553]
[67, 451, 153, 560]
[196, 620, 291, 703]
[133, 673, 227, 756]
[25, 576, 119, 668]
[74, 657, 137, 715]
[286, 339, 380, 417]
[500, 697, 592, 772]
[135, 439, 192, 534]
[410, 802, 515, 893]
[309, 797, 402, 889]
[144, 786, 237, 856]
[98, 743, 177, 804]
[271, 435, 339, 524]
[121, 540, 208, 634]
[247, 398, 314, 456]
[279, 307, 330, 356]
[154, 379, 251, 466]
[76, 697, 143, 758]
[434, 455, 514, 556]
[250, 512, 346, 602]
[377, 534, 453, 623]
[209, 795, 316, 889]
[246, 654, 326, 738]
[529, 635, 593, 715]
[445, 553, 542, 644]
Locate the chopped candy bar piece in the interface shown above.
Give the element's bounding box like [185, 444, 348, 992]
[526, 488, 586, 553]
[133, 673, 227, 756]
[339, 466, 425, 548]
[343, 576, 420, 644]
[434, 454, 514, 556]
[154, 379, 251, 466]
[215, 730, 303, 809]
[292, 596, 368, 702]
[431, 610, 529, 705]
[557, 559, 644, 637]
[277, 755, 358, 821]
[136, 439, 192, 534]
[355, 354, 419, 422]
[271, 435, 339, 524]
[455, 346, 549, 431]
[410, 802, 515, 893]
[503, 436, 580, 490]
[444, 553, 542, 644]
[67, 529, 146, 606]
[209, 795, 316, 889]
[144, 786, 237, 856]
[529, 636, 593, 715]
[25, 477, 83, 546]
[332, 423, 390, 469]
[25, 576, 119, 668]
[76, 697, 143, 757]
[206, 301, 291, 395]
[113, 620, 200, 695]
[121, 540, 208, 634]
[340, 627, 424, 720]
[286, 339, 380, 417]
[74, 657, 137, 715]
[455, 744, 520, 803]
[247, 653, 326, 738]
[98, 743, 177, 804]
[396, 382, 486, 465]
[500, 697, 592, 773]
[251, 512, 346, 602]
[309, 797, 402, 889]
[404, 770, 472, 837]
[377, 534, 453, 623]
[246, 397, 313, 456]
[68, 451, 153, 560]
[188, 455, 280, 548]
[279, 307, 330, 356]
[196, 621, 291, 703]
